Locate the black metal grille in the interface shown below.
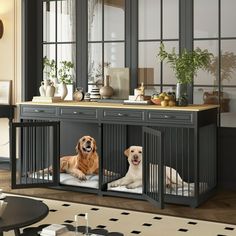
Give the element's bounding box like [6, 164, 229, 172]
[102, 124, 127, 185]
[11, 121, 59, 188]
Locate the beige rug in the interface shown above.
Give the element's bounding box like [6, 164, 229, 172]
[3, 194, 236, 236]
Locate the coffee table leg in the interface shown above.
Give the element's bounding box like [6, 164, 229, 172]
[14, 229, 21, 236]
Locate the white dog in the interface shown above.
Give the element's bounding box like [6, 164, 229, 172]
[110, 146, 143, 189]
[110, 146, 188, 190]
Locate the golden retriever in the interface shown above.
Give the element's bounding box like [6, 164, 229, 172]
[38, 135, 99, 180]
[109, 146, 188, 189]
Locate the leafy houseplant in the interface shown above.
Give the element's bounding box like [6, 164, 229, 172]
[43, 56, 56, 81]
[158, 43, 213, 105]
[57, 61, 74, 85]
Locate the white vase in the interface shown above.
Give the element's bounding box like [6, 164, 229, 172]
[60, 82, 68, 100]
[39, 81, 46, 97]
[46, 83, 56, 97]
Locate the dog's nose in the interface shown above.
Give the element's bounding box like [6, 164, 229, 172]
[133, 154, 138, 160]
[86, 141, 91, 145]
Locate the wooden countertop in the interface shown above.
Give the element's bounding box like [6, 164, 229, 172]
[18, 101, 219, 112]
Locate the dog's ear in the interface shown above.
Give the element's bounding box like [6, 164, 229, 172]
[124, 147, 130, 157]
[75, 139, 82, 155]
[93, 140, 97, 152]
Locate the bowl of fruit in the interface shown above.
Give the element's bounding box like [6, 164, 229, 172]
[151, 92, 176, 107]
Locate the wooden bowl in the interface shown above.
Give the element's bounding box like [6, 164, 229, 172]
[151, 98, 162, 105]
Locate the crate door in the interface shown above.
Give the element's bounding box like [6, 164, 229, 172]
[11, 121, 60, 188]
[143, 127, 164, 208]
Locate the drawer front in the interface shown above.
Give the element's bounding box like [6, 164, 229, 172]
[21, 106, 57, 118]
[59, 107, 98, 120]
[147, 111, 193, 125]
[102, 109, 145, 122]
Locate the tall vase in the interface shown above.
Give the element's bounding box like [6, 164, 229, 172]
[176, 82, 188, 106]
[60, 82, 68, 100]
[46, 83, 56, 97]
[100, 75, 114, 99]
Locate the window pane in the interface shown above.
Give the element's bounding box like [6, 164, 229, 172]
[221, 0, 236, 37]
[193, 86, 218, 105]
[88, 0, 102, 41]
[221, 40, 236, 86]
[139, 0, 160, 40]
[43, 1, 56, 42]
[194, 40, 218, 86]
[104, 0, 125, 41]
[221, 87, 236, 127]
[163, 0, 179, 39]
[43, 44, 56, 80]
[57, 44, 76, 83]
[162, 41, 179, 85]
[194, 0, 218, 38]
[88, 43, 102, 84]
[57, 0, 76, 42]
[104, 43, 125, 68]
[139, 42, 160, 84]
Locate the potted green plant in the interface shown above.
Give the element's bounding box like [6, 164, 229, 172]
[57, 61, 74, 100]
[158, 43, 213, 105]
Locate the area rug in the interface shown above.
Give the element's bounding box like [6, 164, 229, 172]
[3, 194, 236, 236]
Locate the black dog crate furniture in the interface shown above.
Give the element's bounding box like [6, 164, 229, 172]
[11, 102, 218, 208]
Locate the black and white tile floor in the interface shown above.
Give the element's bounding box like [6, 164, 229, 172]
[3, 194, 236, 236]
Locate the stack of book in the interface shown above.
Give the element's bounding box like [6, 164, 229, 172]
[40, 224, 68, 236]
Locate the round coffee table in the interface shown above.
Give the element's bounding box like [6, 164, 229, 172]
[0, 196, 49, 236]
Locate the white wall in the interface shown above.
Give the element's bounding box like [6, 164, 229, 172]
[0, 0, 21, 157]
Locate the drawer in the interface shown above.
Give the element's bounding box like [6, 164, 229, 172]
[21, 106, 57, 118]
[102, 109, 145, 122]
[147, 111, 193, 125]
[59, 107, 98, 120]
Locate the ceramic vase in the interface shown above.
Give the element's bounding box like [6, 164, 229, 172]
[60, 82, 68, 100]
[46, 83, 56, 97]
[39, 82, 46, 96]
[100, 75, 114, 99]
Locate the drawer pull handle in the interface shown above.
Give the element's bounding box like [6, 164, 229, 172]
[73, 111, 84, 115]
[34, 109, 44, 113]
[73, 111, 78, 114]
[164, 115, 175, 119]
[118, 113, 126, 117]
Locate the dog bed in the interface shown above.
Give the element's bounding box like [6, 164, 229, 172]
[107, 182, 208, 196]
[60, 173, 99, 188]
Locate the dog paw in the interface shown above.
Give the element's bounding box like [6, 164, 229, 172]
[126, 183, 140, 189]
[78, 173, 87, 181]
[110, 181, 120, 187]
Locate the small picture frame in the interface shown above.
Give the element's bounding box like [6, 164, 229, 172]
[0, 80, 12, 105]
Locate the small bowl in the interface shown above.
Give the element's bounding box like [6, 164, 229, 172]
[151, 98, 162, 105]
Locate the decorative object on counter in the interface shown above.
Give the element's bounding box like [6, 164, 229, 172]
[99, 75, 114, 99]
[158, 43, 213, 106]
[59, 82, 68, 100]
[151, 92, 176, 107]
[32, 96, 62, 103]
[124, 82, 151, 104]
[104, 68, 130, 99]
[84, 92, 91, 102]
[39, 79, 55, 97]
[73, 87, 84, 102]
[90, 84, 101, 101]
